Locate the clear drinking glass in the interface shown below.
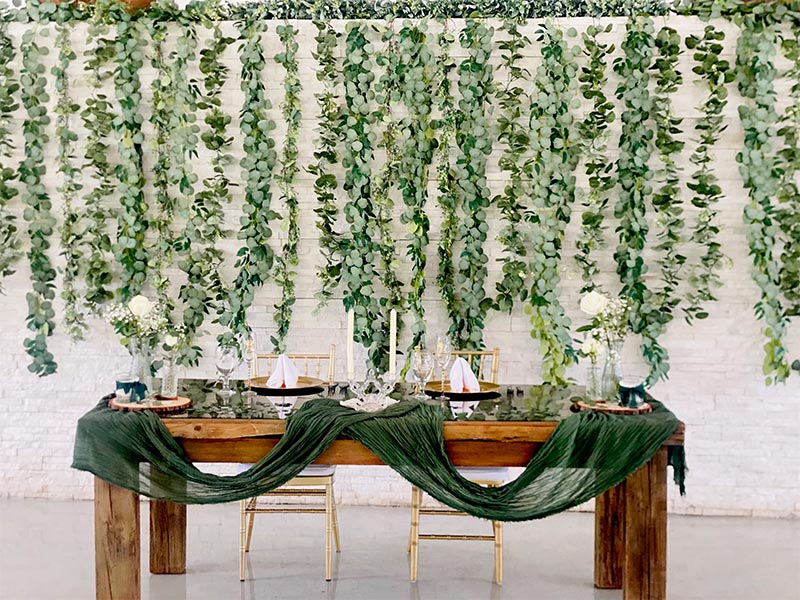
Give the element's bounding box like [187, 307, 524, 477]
[411, 349, 434, 401]
[242, 331, 258, 404]
[433, 335, 452, 397]
[215, 345, 239, 400]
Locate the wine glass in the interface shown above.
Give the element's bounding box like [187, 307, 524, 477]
[433, 335, 452, 397]
[411, 348, 434, 401]
[242, 331, 258, 404]
[215, 345, 239, 400]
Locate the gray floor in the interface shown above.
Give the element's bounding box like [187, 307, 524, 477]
[0, 499, 798, 600]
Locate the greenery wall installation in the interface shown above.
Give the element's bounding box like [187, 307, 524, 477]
[2, 0, 799, 383]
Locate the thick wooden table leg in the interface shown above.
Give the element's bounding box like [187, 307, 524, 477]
[94, 478, 140, 600]
[594, 483, 625, 589]
[623, 447, 668, 600]
[150, 500, 187, 574]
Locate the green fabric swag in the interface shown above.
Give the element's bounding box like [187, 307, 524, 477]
[72, 397, 686, 521]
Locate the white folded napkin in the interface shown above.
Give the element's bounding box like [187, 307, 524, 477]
[449, 357, 480, 393]
[266, 355, 299, 388]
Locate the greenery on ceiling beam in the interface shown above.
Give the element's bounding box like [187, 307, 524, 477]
[683, 25, 732, 323]
[575, 23, 616, 294]
[524, 23, 580, 386]
[736, 15, 791, 384]
[450, 18, 494, 350]
[309, 21, 342, 309]
[218, 14, 279, 347]
[19, 26, 58, 376]
[494, 18, 531, 312]
[272, 22, 302, 352]
[0, 22, 22, 292]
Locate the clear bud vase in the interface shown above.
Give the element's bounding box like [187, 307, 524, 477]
[129, 338, 154, 398]
[586, 358, 602, 400]
[160, 356, 179, 400]
[601, 341, 624, 404]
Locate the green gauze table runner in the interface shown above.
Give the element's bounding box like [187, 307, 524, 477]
[72, 397, 685, 522]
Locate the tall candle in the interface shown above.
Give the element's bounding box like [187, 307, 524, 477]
[346, 310, 355, 381]
[388, 309, 397, 378]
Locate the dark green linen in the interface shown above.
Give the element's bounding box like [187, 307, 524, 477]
[72, 396, 685, 520]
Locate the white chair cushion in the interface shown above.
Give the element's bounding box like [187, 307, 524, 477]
[235, 464, 336, 477]
[457, 467, 509, 484]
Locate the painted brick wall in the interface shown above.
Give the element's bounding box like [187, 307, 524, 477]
[0, 18, 798, 517]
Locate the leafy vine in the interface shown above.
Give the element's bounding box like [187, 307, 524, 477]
[272, 23, 302, 352]
[0, 21, 21, 291]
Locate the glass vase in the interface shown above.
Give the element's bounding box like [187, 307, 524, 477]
[129, 338, 154, 398]
[600, 341, 624, 404]
[160, 356, 179, 399]
[586, 359, 602, 401]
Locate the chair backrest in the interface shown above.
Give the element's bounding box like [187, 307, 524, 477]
[451, 347, 500, 384]
[253, 345, 336, 385]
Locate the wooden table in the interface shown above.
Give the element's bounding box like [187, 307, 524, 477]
[93, 417, 684, 600]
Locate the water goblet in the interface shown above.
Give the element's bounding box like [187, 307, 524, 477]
[433, 335, 452, 397]
[215, 345, 239, 401]
[411, 348, 434, 401]
[241, 331, 258, 405]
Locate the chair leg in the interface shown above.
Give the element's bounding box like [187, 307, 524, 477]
[409, 487, 421, 581]
[331, 488, 341, 553]
[239, 500, 247, 581]
[493, 520, 503, 584]
[245, 508, 256, 553]
[325, 482, 333, 581]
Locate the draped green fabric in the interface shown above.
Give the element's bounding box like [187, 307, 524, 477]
[72, 397, 685, 521]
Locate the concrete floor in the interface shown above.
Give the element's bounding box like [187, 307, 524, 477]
[0, 499, 797, 600]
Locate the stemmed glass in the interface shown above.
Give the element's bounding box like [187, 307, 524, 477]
[215, 344, 239, 401]
[242, 331, 258, 405]
[411, 348, 434, 401]
[433, 335, 452, 397]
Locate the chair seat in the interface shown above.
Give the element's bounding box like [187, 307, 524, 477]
[457, 467, 509, 484]
[236, 464, 336, 477]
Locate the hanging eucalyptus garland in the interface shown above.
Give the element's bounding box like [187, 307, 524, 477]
[495, 18, 531, 312]
[524, 24, 580, 386]
[736, 16, 791, 384]
[575, 23, 616, 294]
[20, 26, 57, 376]
[683, 24, 733, 323]
[54, 19, 87, 340]
[80, 9, 117, 308]
[272, 22, 302, 352]
[218, 16, 279, 346]
[450, 18, 494, 350]
[0, 22, 21, 292]
[309, 21, 342, 308]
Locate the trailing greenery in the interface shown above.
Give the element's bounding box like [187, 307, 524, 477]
[450, 18, 494, 350]
[272, 22, 302, 352]
[575, 23, 616, 294]
[523, 24, 580, 386]
[19, 26, 58, 375]
[736, 16, 791, 384]
[309, 21, 342, 308]
[218, 14, 279, 347]
[683, 25, 733, 323]
[0, 22, 21, 292]
[494, 18, 531, 312]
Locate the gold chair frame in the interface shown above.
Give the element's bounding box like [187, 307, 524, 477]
[408, 347, 504, 583]
[240, 345, 340, 582]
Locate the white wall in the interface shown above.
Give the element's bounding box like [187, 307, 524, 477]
[0, 17, 798, 517]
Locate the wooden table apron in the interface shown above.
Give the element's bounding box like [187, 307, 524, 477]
[93, 418, 685, 600]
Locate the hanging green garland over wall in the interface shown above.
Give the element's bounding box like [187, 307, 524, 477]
[0, 21, 21, 292]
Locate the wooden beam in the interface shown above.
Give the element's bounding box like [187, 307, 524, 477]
[149, 500, 186, 574]
[94, 478, 140, 600]
[594, 483, 625, 589]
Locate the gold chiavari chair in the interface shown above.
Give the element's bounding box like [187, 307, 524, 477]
[239, 345, 340, 582]
[408, 347, 506, 583]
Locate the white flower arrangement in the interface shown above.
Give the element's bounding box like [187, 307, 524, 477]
[104, 295, 171, 345]
[579, 291, 630, 348]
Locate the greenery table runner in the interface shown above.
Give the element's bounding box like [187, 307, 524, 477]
[73, 384, 685, 520]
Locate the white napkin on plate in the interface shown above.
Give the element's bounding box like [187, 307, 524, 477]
[266, 355, 299, 388]
[449, 357, 480, 393]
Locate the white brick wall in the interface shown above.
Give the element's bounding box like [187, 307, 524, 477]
[0, 18, 798, 516]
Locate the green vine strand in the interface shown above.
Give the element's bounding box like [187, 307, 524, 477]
[309, 21, 342, 309]
[80, 9, 117, 309]
[451, 19, 494, 350]
[575, 23, 616, 294]
[111, 6, 148, 301]
[613, 17, 668, 383]
[434, 27, 461, 334]
[736, 17, 791, 384]
[219, 15, 278, 346]
[20, 26, 57, 376]
[647, 26, 686, 372]
[54, 19, 87, 340]
[272, 23, 302, 352]
[175, 18, 234, 364]
[0, 22, 21, 291]
[683, 25, 733, 323]
[524, 24, 580, 386]
[495, 18, 531, 312]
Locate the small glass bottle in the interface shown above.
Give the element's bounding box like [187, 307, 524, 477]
[601, 341, 624, 404]
[586, 359, 602, 400]
[160, 356, 179, 399]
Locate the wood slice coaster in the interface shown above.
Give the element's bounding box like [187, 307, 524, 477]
[109, 396, 191, 413]
[575, 400, 653, 415]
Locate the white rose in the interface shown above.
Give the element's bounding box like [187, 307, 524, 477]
[164, 334, 178, 347]
[128, 295, 154, 318]
[580, 291, 610, 316]
[581, 337, 603, 357]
